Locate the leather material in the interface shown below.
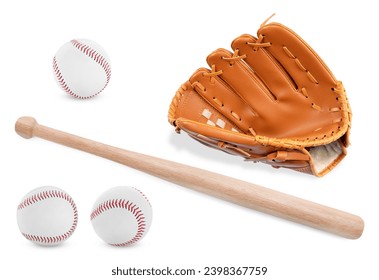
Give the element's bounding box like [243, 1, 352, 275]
[168, 20, 352, 177]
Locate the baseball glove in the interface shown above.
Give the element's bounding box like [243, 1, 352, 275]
[168, 17, 351, 177]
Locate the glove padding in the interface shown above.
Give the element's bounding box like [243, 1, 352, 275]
[168, 20, 351, 177]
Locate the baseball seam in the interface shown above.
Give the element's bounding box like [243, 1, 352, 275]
[53, 39, 112, 99]
[90, 199, 147, 246]
[53, 56, 78, 98]
[17, 189, 78, 244]
[131, 187, 152, 207]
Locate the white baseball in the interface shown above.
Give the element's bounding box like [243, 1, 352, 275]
[90, 186, 152, 246]
[53, 38, 111, 99]
[17, 186, 78, 246]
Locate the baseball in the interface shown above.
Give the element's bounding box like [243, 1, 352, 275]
[52, 38, 111, 99]
[90, 186, 152, 246]
[17, 186, 78, 246]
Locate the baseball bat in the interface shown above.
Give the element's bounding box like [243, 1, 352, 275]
[15, 116, 364, 239]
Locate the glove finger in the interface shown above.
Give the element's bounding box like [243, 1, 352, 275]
[258, 23, 337, 97]
[188, 68, 256, 134]
[231, 34, 296, 100]
[205, 48, 276, 117]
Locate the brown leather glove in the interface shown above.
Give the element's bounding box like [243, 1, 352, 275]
[168, 18, 351, 177]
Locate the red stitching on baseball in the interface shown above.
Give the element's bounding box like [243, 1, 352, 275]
[131, 187, 152, 207]
[90, 198, 147, 246]
[17, 189, 78, 244]
[71, 39, 111, 97]
[53, 56, 81, 98]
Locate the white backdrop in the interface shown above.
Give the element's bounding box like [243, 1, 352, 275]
[1, 1, 377, 279]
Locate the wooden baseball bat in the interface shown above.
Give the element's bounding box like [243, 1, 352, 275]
[15, 116, 364, 239]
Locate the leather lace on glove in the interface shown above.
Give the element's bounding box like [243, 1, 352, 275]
[168, 16, 352, 177]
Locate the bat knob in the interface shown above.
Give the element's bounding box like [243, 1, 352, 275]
[15, 117, 38, 139]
